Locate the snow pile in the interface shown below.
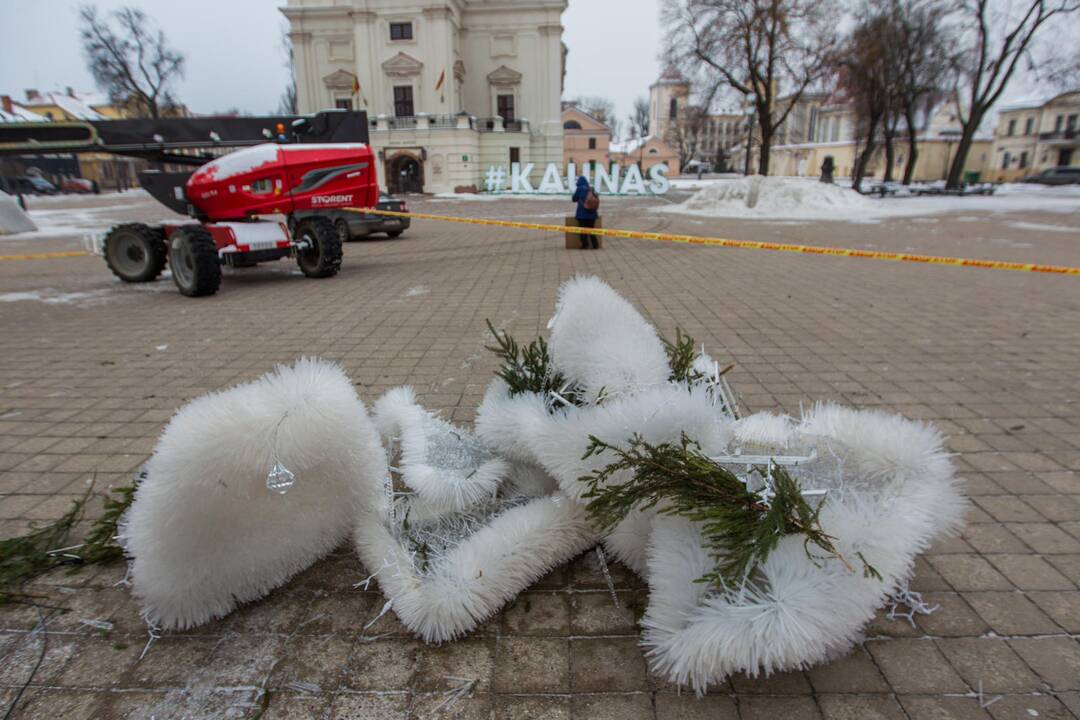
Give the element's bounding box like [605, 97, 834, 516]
[0, 192, 36, 235]
[666, 176, 876, 220]
[996, 182, 1080, 198]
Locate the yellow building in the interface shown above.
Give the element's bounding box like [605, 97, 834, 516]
[5, 88, 145, 189]
[990, 91, 1080, 182]
[609, 135, 680, 176]
[768, 136, 993, 183]
[561, 105, 611, 172]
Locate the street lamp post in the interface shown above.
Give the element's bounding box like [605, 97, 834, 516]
[743, 96, 756, 176]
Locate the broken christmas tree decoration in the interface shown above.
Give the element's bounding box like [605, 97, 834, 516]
[0, 275, 965, 693]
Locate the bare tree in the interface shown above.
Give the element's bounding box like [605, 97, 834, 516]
[79, 5, 185, 119]
[840, 11, 893, 191]
[278, 21, 298, 115]
[628, 97, 650, 139]
[944, 0, 1080, 188]
[885, 0, 952, 184]
[569, 96, 620, 137]
[669, 103, 711, 168]
[663, 0, 840, 175]
[1043, 43, 1080, 89]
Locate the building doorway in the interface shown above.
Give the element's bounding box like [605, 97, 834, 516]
[388, 153, 423, 194]
[1058, 149, 1074, 167]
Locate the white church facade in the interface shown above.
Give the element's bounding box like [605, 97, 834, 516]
[282, 0, 567, 194]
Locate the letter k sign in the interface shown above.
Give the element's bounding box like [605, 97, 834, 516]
[510, 163, 535, 192]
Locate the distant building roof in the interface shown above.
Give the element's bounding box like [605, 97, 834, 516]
[21, 89, 107, 120]
[0, 101, 44, 123]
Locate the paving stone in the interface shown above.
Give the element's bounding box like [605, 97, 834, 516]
[570, 693, 654, 720]
[492, 637, 569, 693]
[654, 693, 738, 719]
[934, 638, 1041, 693]
[912, 592, 990, 637]
[730, 669, 813, 694]
[985, 694, 1073, 720]
[1008, 636, 1080, 691]
[738, 695, 822, 720]
[501, 591, 571, 636]
[1006, 523, 1080, 554]
[4, 689, 103, 720]
[866, 639, 970, 694]
[329, 692, 410, 720]
[973, 496, 1045, 523]
[1047, 555, 1080, 585]
[927, 555, 1014, 591]
[986, 554, 1076, 590]
[412, 636, 494, 693]
[343, 638, 419, 691]
[266, 634, 352, 693]
[124, 636, 220, 688]
[409, 692, 492, 720]
[897, 695, 993, 720]
[963, 592, 1062, 635]
[568, 637, 648, 692]
[817, 693, 906, 720]
[1026, 591, 1080, 632]
[568, 590, 641, 635]
[493, 695, 571, 720]
[807, 648, 889, 693]
[961, 524, 1031, 554]
[260, 693, 334, 720]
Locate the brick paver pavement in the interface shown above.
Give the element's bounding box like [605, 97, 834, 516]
[0, 190, 1078, 719]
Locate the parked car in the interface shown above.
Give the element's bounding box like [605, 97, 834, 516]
[1021, 167, 1080, 185]
[4, 175, 57, 195]
[60, 177, 94, 193]
[295, 192, 410, 242]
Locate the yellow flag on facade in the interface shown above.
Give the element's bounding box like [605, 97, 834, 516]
[435, 69, 445, 92]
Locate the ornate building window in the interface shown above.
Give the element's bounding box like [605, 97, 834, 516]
[394, 86, 414, 117]
[390, 22, 413, 41]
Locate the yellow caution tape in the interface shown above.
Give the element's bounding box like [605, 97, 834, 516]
[0, 250, 91, 262]
[348, 207, 1080, 276]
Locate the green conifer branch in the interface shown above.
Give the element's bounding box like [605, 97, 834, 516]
[484, 320, 580, 404]
[0, 474, 140, 603]
[580, 434, 879, 588]
[662, 328, 705, 384]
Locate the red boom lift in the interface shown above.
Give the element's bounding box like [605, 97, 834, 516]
[0, 110, 379, 297]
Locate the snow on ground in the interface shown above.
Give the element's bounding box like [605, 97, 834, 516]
[1007, 221, 1077, 233]
[1, 207, 174, 243]
[669, 175, 744, 192]
[22, 188, 150, 206]
[659, 176, 1080, 221]
[660, 176, 878, 221]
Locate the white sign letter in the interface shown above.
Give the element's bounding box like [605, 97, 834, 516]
[538, 163, 565, 194]
[648, 163, 671, 194]
[594, 163, 620, 194]
[511, 162, 535, 193]
[620, 164, 647, 194]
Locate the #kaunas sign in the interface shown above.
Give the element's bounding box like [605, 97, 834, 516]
[484, 162, 670, 195]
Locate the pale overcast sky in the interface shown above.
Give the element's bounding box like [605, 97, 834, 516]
[0, 0, 663, 125]
[0, 0, 1058, 130]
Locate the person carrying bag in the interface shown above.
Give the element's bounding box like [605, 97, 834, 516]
[571, 175, 600, 249]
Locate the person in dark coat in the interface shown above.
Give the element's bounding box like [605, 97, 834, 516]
[571, 175, 599, 249]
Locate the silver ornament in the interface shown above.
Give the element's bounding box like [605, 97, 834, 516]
[266, 462, 296, 494]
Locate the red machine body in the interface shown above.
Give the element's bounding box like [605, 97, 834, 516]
[186, 143, 379, 221]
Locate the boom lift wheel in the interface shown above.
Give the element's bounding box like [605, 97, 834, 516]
[169, 225, 222, 297]
[103, 223, 167, 283]
[296, 217, 343, 278]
